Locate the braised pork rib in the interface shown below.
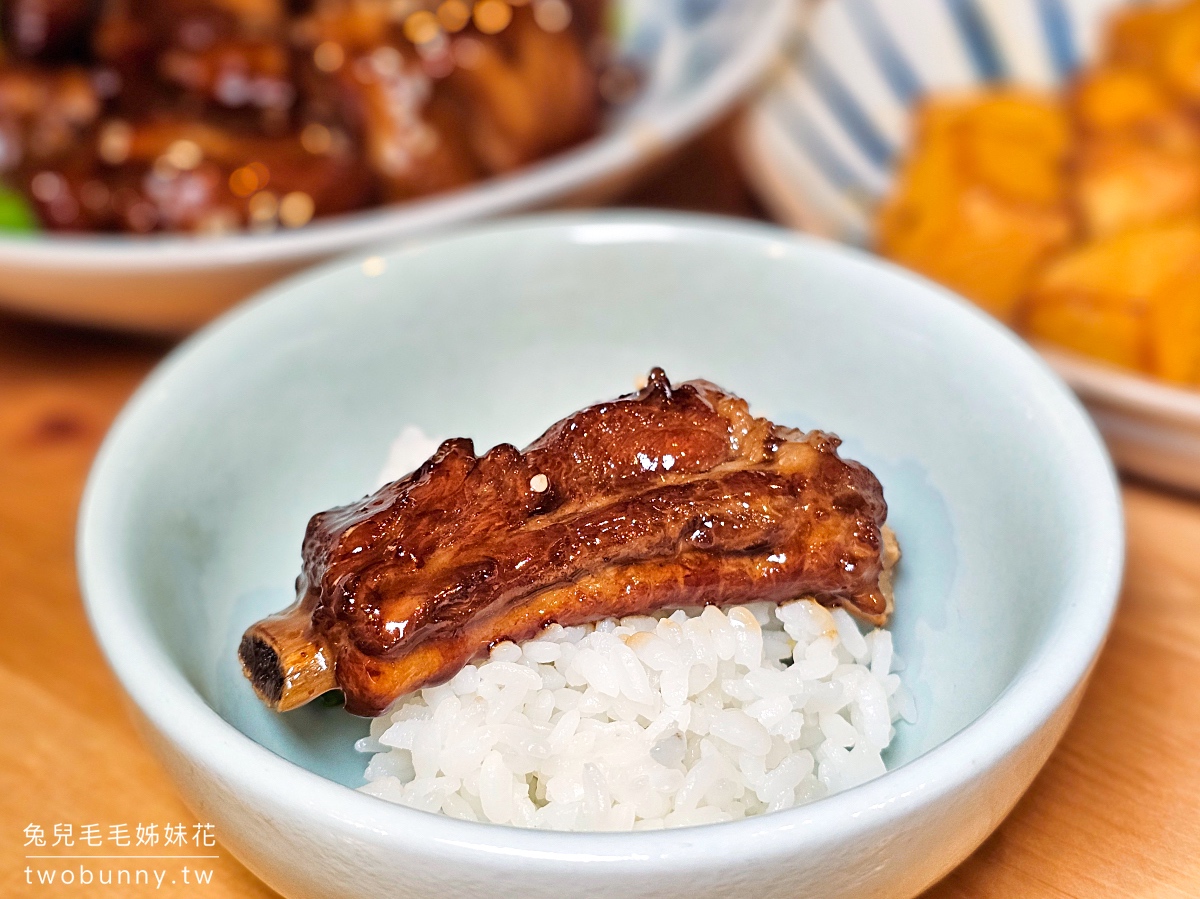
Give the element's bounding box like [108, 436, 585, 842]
[240, 369, 897, 716]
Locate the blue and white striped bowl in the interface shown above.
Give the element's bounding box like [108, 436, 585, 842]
[742, 0, 1129, 242]
[739, 0, 1200, 493]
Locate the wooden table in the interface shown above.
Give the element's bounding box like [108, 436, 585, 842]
[2, 124, 1199, 898]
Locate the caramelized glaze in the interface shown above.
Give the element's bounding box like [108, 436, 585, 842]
[241, 369, 895, 716]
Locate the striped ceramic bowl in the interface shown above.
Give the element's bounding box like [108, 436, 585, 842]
[740, 0, 1200, 493]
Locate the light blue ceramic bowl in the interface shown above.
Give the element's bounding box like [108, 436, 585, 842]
[78, 213, 1123, 899]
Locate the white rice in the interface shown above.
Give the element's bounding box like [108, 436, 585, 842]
[376, 425, 443, 488]
[357, 600, 914, 830]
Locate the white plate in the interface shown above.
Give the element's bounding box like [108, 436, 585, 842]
[0, 0, 792, 334]
[738, 0, 1200, 492]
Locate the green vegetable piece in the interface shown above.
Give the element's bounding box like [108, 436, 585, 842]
[0, 187, 39, 232]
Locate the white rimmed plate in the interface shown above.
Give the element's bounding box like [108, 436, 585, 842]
[0, 0, 792, 333]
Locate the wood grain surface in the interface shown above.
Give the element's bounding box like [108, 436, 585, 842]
[1, 124, 1198, 898]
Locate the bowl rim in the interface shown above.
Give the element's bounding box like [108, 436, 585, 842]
[77, 210, 1125, 865]
[0, 0, 792, 272]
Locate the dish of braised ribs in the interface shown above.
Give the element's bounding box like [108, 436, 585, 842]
[0, 0, 614, 233]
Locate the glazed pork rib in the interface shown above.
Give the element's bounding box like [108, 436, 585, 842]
[240, 369, 898, 717]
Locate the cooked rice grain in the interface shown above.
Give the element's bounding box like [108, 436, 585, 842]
[357, 600, 914, 830]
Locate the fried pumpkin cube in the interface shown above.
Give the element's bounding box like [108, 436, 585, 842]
[877, 103, 968, 251]
[1070, 62, 1200, 237]
[1157, 3, 1200, 104]
[1072, 66, 1181, 135]
[1074, 137, 1200, 237]
[1025, 222, 1200, 374]
[956, 93, 1072, 206]
[1104, 1, 1200, 108]
[1027, 304, 1145, 369]
[1148, 262, 1200, 382]
[878, 91, 1072, 322]
[1105, 4, 1184, 70]
[882, 186, 1072, 322]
